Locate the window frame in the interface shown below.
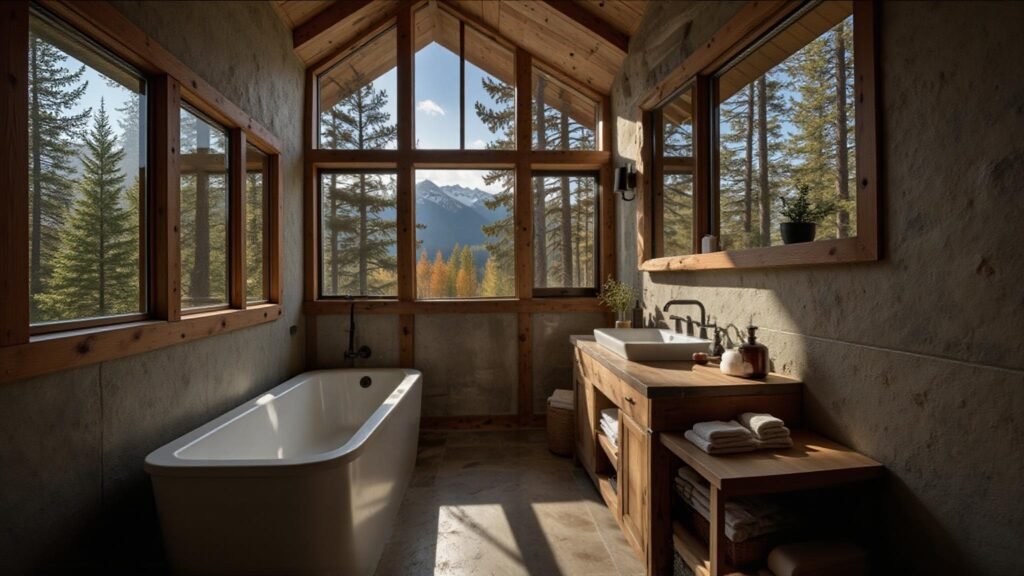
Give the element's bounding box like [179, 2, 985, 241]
[637, 0, 879, 272]
[304, 1, 615, 323]
[0, 1, 285, 384]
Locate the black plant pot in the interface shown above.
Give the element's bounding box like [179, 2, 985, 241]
[780, 222, 816, 244]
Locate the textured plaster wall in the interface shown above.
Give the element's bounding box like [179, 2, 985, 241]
[0, 2, 305, 572]
[614, 2, 1024, 574]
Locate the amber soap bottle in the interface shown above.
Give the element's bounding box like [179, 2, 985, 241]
[739, 326, 769, 379]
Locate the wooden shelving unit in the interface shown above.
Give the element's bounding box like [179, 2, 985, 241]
[673, 521, 753, 576]
[596, 471, 618, 514]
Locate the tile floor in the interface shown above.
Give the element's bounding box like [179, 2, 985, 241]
[375, 429, 645, 576]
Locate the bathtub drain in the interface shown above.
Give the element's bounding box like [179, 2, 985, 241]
[360, 376, 372, 388]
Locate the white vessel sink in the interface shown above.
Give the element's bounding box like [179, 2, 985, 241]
[593, 328, 712, 362]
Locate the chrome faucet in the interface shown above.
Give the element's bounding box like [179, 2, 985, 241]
[663, 300, 707, 338]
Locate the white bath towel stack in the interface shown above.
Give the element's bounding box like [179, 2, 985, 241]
[739, 412, 793, 449]
[684, 420, 756, 454]
[600, 408, 619, 446]
[547, 389, 574, 410]
[674, 466, 798, 542]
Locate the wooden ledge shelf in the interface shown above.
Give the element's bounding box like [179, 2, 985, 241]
[661, 430, 883, 497]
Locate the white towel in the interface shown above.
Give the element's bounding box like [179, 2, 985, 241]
[600, 421, 618, 446]
[692, 420, 753, 442]
[755, 436, 794, 450]
[600, 408, 618, 425]
[673, 469, 798, 542]
[753, 426, 791, 440]
[739, 413, 785, 437]
[548, 389, 573, 410]
[684, 429, 755, 454]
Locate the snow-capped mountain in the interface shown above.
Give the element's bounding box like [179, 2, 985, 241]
[413, 179, 507, 262]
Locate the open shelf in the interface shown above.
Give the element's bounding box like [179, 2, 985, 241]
[673, 521, 754, 576]
[596, 471, 618, 513]
[597, 430, 618, 471]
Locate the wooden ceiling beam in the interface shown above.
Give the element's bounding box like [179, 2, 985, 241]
[293, 0, 374, 50]
[541, 0, 629, 54]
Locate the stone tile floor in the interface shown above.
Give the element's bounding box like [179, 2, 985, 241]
[375, 429, 645, 576]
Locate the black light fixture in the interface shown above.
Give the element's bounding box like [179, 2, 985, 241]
[614, 164, 637, 201]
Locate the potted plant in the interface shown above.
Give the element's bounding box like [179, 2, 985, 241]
[778, 184, 836, 244]
[599, 277, 635, 328]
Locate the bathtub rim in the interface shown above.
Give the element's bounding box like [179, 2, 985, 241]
[144, 368, 422, 478]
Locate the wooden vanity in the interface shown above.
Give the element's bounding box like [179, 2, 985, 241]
[571, 337, 804, 575]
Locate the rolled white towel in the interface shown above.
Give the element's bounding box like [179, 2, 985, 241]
[600, 407, 618, 424]
[684, 429, 756, 454]
[755, 436, 794, 450]
[754, 426, 791, 440]
[692, 420, 753, 442]
[739, 412, 785, 437]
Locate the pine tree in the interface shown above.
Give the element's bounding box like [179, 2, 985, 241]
[476, 76, 516, 295]
[662, 105, 694, 255]
[455, 246, 478, 297]
[320, 76, 398, 295]
[782, 19, 855, 240]
[28, 31, 92, 321]
[39, 102, 138, 319]
[180, 113, 229, 306]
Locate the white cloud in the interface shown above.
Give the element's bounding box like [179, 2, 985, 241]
[416, 99, 446, 117]
[470, 139, 486, 149]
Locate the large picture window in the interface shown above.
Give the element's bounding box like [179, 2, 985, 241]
[319, 170, 398, 298]
[415, 169, 515, 299]
[28, 9, 147, 329]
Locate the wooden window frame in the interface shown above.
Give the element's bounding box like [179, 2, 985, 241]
[0, 1, 285, 385]
[636, 0, 880, 272]
[530, 169, 602, 298]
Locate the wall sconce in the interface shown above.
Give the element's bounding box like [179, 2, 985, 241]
[614, 164, 637, 201]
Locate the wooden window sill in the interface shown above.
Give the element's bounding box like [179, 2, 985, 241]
[303, 298, 606, 315]
[640, 237, 878, 272]
[1, 304, 282, 385]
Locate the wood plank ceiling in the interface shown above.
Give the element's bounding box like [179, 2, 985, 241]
[272, 0, 649, 94]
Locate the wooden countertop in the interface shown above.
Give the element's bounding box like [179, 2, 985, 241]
[661, 429, 883, 496]
[571, 336, 802, 399]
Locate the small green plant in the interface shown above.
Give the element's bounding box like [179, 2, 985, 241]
[779, 184, 836, 223]
[598, 277, 635, 314]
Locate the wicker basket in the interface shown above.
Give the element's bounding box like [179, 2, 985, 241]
[688, 508, 783, 568]
[546, 404, 574, 457]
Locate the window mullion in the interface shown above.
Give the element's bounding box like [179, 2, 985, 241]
[514, 47, 533, 300]
[396, 4, 415, 302]
[153, 74, 182, 322]
[0, 1, 30, 345]
[229, 128, 246, 309]
[694, 74, 714, 245]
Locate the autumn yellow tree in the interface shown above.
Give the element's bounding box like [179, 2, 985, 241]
[416, 249, 430, 298]
[445, 243, 461, 296]
[428, 250, 448, 298]
[455, 245, 477, 297]
[480, 257, 500, 297]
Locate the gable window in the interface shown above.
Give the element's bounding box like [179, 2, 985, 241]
[318, 27, 398, 151]
[532, 69, 598, 152]
[28, 8, 148, 331]
[414, 3, 516, 150]
[641, 0, 877, 271]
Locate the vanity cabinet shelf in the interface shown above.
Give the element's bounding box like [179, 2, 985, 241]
[571, 335, 803, 575]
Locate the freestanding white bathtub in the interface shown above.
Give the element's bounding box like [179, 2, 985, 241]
[145, 369, 422, 576]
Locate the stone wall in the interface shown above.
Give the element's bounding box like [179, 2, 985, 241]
[0, 2, 306, 572]
[614, 2, 1024, 574]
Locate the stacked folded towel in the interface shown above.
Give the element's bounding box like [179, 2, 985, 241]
[683, 420, 756, 454]
[674, 466, 798, 542]
[739, 412, 793, 449]
[547, 389, 574, 410]
[600, 408, 619, 446]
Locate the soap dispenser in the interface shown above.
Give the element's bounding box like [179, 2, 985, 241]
[739, 325, 768, 379]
